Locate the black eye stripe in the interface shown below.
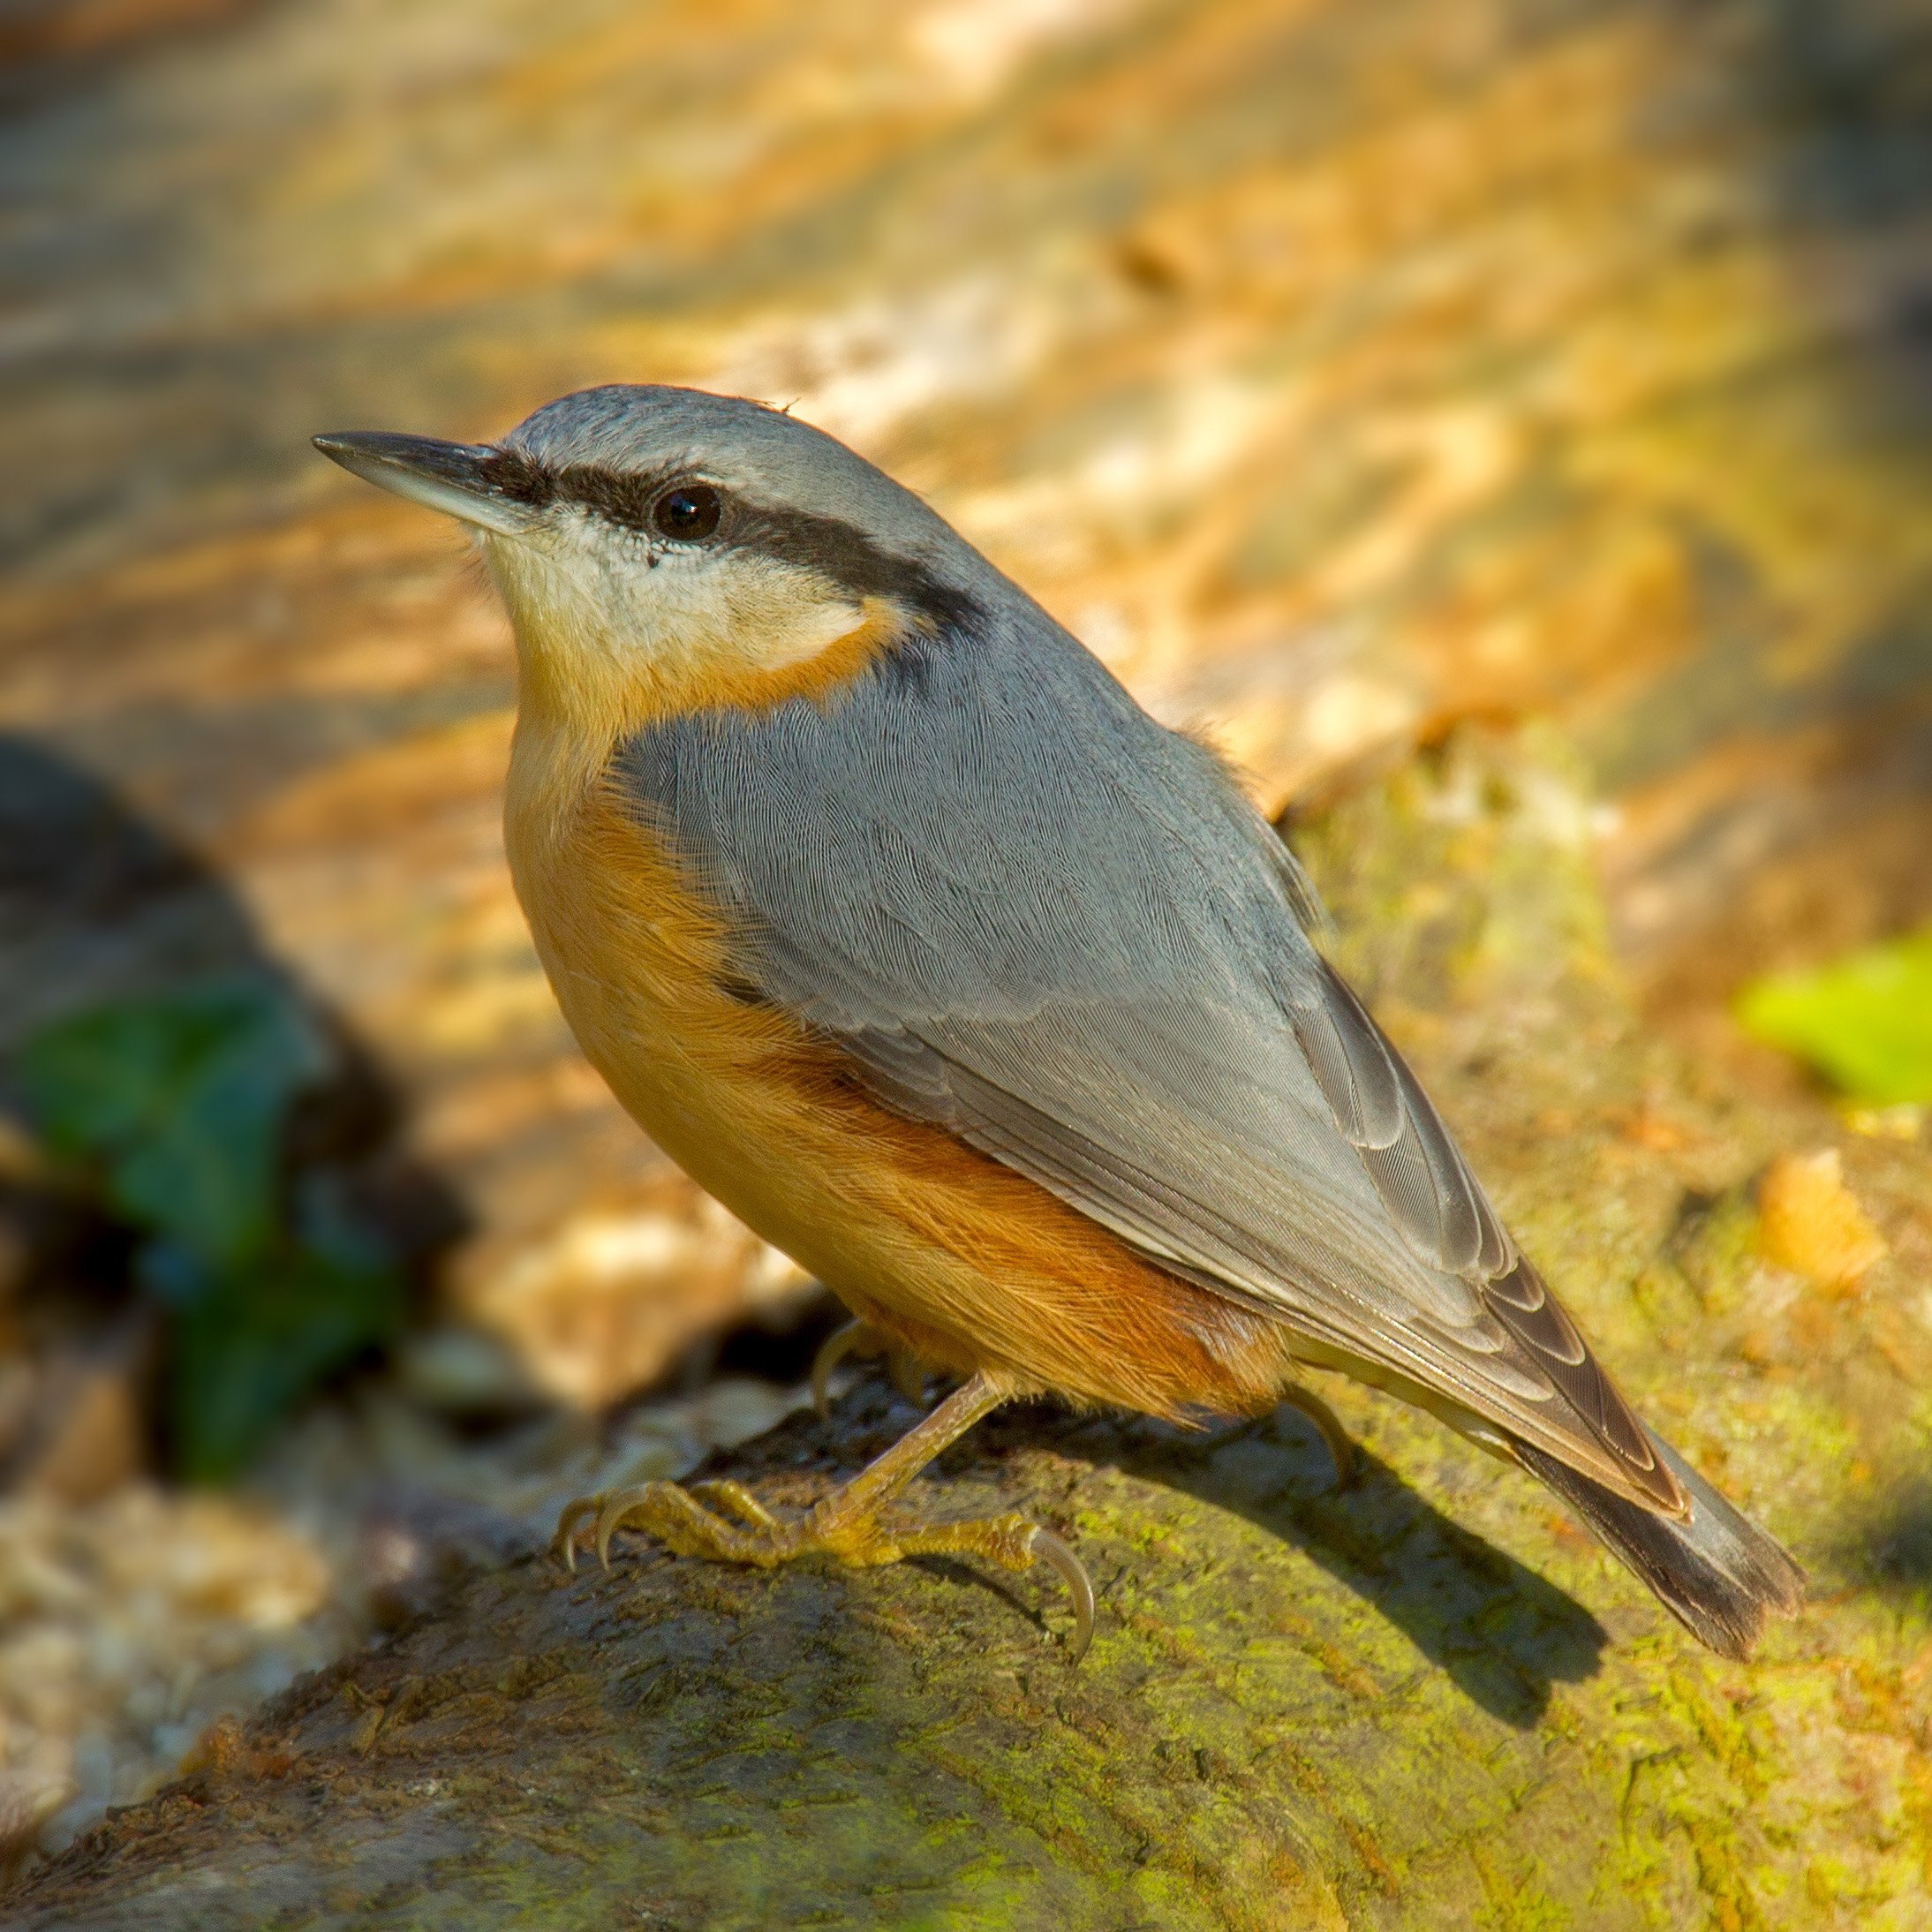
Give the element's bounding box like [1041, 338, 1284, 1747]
[485, 452, 984, 630]
[479, 451, 707, 534]
[555, 465, 698, 532]
[476, 446, 555, 508]
[732, 502, 981, 629]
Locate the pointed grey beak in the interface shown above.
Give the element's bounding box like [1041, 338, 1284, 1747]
[312, 431, 537, 537]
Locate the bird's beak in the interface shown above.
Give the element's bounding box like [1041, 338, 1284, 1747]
[311, 431, 536, 537]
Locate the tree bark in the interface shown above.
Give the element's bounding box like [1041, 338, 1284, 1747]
[11, 730, 1929, 1931]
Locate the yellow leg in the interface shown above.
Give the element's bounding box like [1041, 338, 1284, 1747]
[554, 1372, 1095, 1661]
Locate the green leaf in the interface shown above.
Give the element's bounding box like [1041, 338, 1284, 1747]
[162, 1179, 407, 1482]
[1736, 924, 1932, 1106]
[13, 980, 408, 1480]
[14, 980, 328, 1269]
[165, 1234, 404, 1483]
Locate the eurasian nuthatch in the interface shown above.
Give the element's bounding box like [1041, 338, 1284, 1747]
[315, 387, 1803, 1664]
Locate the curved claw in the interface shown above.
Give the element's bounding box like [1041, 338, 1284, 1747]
[888, 1349, 930, 1409]
[553, 1493, 603, 1574]
[594, 1487, 656, 1570]
[1028, 1527, 1096, 1665]
[811, 1319, 882, 1422]
[1281, 1385, 1356, 1487]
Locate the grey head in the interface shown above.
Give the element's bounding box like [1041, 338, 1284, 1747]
[313, 386, 1022, 708]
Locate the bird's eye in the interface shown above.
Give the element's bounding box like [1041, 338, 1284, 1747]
[651, 484, 722, 541]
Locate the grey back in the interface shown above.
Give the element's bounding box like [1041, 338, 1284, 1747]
[521, 383, 1666, 1501]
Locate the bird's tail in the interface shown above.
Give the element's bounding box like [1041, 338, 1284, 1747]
[1514, 1426, 1805, 1659]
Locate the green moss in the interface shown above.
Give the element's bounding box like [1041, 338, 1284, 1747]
[1470, 1844, 1573, 1931]
[21, 727, 1932, 1930]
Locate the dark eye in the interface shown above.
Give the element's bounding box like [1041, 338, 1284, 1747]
[651, 483, 722, 541]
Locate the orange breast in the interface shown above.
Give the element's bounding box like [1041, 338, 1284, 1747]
[503, 749, 1288, 1422]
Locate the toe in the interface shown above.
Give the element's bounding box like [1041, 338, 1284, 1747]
[888, 1350, 931, 1408]
[1281, 1385, 1355, 1487]
[687, 1479, 781, 1528]
[552, 1493, 602, 1574]
[1029, 1527, 1096, 1664]
[594, 1484, 660, 1569]
[811, 1319, 882, 1421]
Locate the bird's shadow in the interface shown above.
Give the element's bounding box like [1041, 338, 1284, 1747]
[1834, 1475, 1932, 1606]
[1011, 1404, 1608, 1728]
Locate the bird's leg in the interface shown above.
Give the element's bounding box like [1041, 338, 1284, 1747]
[811, 1317, 933, 1419]
[555, 1372, 1094, 1660]
[1278, 1380, 1356, 1485]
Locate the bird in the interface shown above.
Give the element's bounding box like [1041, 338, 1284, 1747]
[313, 386, 1805, 1666]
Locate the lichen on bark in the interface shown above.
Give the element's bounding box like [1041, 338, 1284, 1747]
[13, 729, 1931, 1930]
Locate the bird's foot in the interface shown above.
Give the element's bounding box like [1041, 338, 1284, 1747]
[553, 1373, 1093, 1660]
[811, 1317, 933, 1418]
[554, 1477, 1092, 1660]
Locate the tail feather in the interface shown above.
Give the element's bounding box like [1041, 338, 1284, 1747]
[1515, 1427, 1806, 1660]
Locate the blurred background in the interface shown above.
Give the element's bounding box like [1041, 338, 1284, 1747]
[1, 0, 1929, 1873]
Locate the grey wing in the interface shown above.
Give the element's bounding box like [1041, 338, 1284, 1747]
[617, 628, 1682, 1515]
[838, 972, 1677, 1514]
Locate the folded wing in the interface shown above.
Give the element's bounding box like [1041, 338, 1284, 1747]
[615, 623, 1682, 1514]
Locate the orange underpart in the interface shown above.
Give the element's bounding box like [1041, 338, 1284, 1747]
[507, 741, 1294, 1425]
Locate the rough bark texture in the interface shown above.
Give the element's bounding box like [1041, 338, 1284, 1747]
[5, 0, 1932, 1913]
[11, 731, 1930, 1930]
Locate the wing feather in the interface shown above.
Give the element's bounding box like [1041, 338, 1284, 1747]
[613, 617, 1682, 1514]
[840, 1004, 1674, 1506]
